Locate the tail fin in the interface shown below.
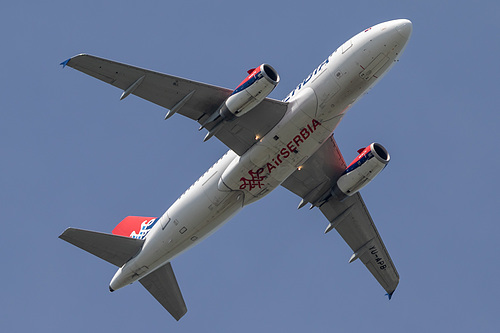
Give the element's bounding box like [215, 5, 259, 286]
[112, 216, 159, 239]
[59, 228, 144, 267]
[60, 217, 188, 320]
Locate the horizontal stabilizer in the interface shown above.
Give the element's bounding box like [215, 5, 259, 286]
[140, 263, 187, 321]
[59, 228, 144, 267]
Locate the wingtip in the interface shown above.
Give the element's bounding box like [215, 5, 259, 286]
[58, 227, 73, 239]
[60, 58, 71, 68]
[60, 53, 90, 68]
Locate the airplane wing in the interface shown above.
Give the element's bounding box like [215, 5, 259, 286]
[281, 136, 399, 297]
[61, 54, 288, 155]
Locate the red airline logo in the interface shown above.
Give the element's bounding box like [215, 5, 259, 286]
[240, 119, 322, 191]
[239, 168, 265, 190]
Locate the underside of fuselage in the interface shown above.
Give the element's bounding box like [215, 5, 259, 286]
[60, 19, 412, 320]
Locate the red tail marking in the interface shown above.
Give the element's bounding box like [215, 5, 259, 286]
[112, 216, 157, 238]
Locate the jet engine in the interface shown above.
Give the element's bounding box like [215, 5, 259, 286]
[220, 64, 280, 118]
[335, 143, 390, 196]
[200, 64, 279, 141]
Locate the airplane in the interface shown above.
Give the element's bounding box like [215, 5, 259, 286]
[59, 19, 412, 320]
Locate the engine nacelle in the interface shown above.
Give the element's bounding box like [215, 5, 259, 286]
[335, 143, 390, 196]
[220, 64, 279, 118]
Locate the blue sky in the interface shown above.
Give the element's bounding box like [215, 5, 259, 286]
[2, 1, 499, 332]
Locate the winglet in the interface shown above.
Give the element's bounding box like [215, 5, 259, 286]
[385, 291, 394, 300]
[60, 58, 71, 68]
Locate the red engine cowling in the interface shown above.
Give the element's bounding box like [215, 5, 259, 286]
[220, 64, 279, 118]
[335, 143, 390, 196]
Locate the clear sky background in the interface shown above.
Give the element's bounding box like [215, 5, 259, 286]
[2, 1, 499, 332]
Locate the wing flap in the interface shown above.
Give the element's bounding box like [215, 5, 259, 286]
[59, 228, 144, 267]
[139, 263, 187, 321]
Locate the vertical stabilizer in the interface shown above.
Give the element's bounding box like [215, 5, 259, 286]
[112, 216, 159, 239]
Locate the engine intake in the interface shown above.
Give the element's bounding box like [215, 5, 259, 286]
[335, 142, 390, 196]
[220, 64, 280, 118]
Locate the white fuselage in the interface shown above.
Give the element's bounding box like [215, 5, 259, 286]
[110, 19, 412, 291]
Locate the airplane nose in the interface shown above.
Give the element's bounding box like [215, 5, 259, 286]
[395, 19, 412, 39]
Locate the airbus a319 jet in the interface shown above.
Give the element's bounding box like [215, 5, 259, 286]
[60, 19, 412, 320]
